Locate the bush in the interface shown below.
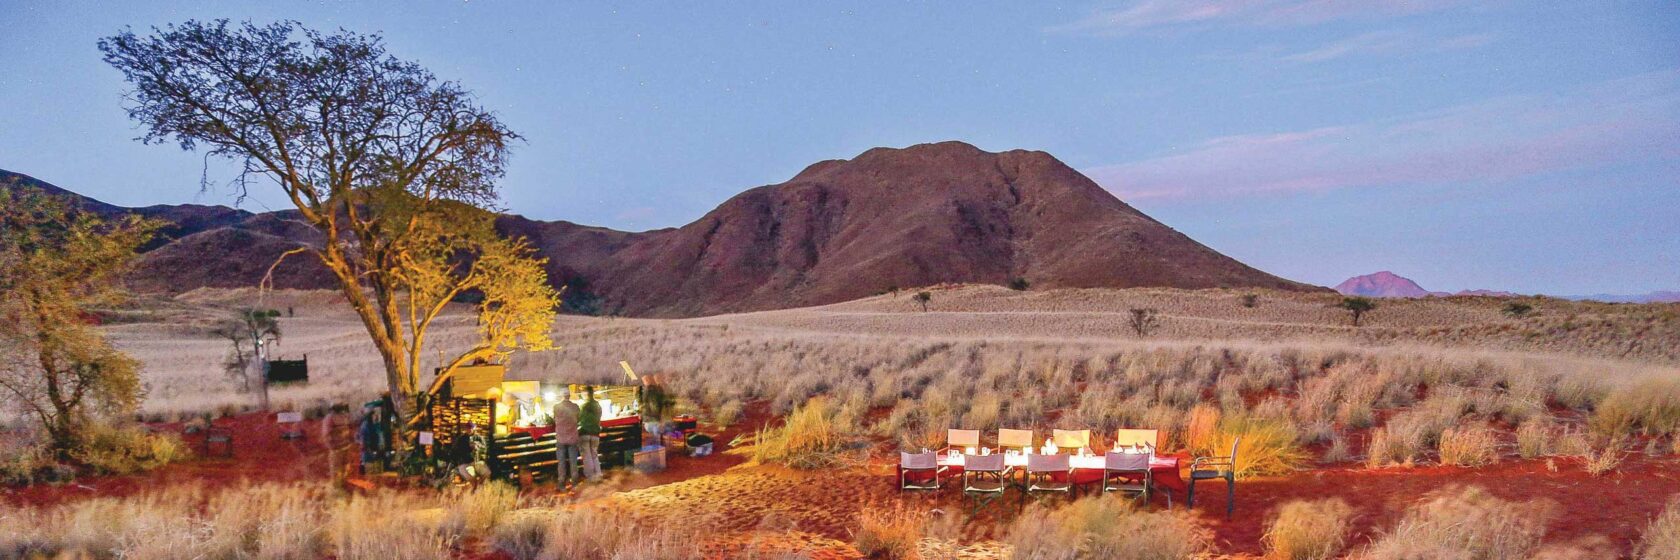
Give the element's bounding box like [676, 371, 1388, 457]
[750, 397, 863, 469]
[1264, 498, 1354, 560]
[442, 482, 518, 538]
[537, 505, 696, 560]
[1590, 379, 1680, 438]
[1008, 277, 1031, 291]
[853, 501, 925, 560]
[1362, 486, 1554, 560]
[72, 422, 187, 475]
[1639, 498, 1680, 560]
[1007, 494, 1207, 560]
[1437, 424, 1500, 467]
[1582, 443, 1624, 477]
[712, 399, 744, 429]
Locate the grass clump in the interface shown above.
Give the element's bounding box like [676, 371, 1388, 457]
[72, 422, 187, 475]
[1590, 378, 1680, 438]
[1007, 494, 1207, 560]
[1200, 414, 1306, 479]
[853, 501, 926, 560]
[1639, 498, 1680, 560]
[1263, 498, 1354, 560]
[1437, 424, 1500, 467]
[1514, 420, 1553, 458]
[750, 397, 863, 468]
[1362, 486, 1555, 560]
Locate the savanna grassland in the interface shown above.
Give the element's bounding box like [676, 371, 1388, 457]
[7, 284, 1680, 559]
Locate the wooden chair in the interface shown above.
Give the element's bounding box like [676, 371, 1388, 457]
[961, 453, 1010, 515]
[898, 451, 940, 492]
[1188, 436, 1241, 518]
[1102, 451, 1153, 504]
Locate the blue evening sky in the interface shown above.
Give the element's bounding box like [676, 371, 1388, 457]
[1, 1, 1676, 294]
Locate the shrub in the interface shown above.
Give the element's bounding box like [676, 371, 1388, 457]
[329, 492, 453, 560]
[1008, 277, 1031, 291]
[1438, 424, 1500, 467]
[1362, 486, 1555, 560]
[1321, 435, 1351, 464]
[491, 509, 551, 560]
[853, 501, 925, 560]
[1264, 498, 1354, 560]
[72, 422, 187, 475]
[1007, 494, 1207, 560]
[1638, 498, 1680, 560]
[442, 482, 518, 538]
[1582, 443, 1624, 477]
[1365, 427, 1420, 468]
[750, 397, 863, 468]
[537, 505, 696, 560]
[1590, 379, 1680, 438]
[711, 399, 744, 429]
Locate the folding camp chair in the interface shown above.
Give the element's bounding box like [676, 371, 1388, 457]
[961, 453, 1010, 515]
[898, 451, 940, 492]
[943, 429, 981, 480]
[1188, 436, 1241, 518]
[1102, 451, 1153, 504]
[1051, 429, 1091, 452]
[1023, 453, 1072, 508]
[998, 428, 1034, 454]
[1114, 428, 1160, 451]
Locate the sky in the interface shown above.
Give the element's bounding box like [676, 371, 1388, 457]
[1, 1, 1677, 295]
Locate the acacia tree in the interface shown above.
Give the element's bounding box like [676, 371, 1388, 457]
[1338, 297, 1377, 327]
[0, 187, 158, 456]
[100, 20, 559, 441]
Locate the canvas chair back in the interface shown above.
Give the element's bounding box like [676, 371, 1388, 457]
[965, 453, 1005, 473]
[948, 429, 981, 449]
[1051, 429, 1090, 449]
[998, 428, 1034, 450]
[1026, 453, 1070, 473]
[1114, 429, 1159, 449]
[1105, 451, 1149, 472]
[900, 451, 937, 470]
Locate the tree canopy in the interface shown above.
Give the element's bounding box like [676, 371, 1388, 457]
[101, 20, 559, 439]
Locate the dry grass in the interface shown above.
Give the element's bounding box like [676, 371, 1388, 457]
[748, 397, 865, 469]
[1006, 494, 1208, 560]
[1581, 442, 1625, 477]
[853, 501, 927, 560]
[1360, 486, 1555, 560]
[1264, 498, 1355, 560]
[1590, 378, 1680, 438]
[1639, 498, 1680, 560]
[1515, 419, 1554, 458]
[1437, 424, 1500, 467]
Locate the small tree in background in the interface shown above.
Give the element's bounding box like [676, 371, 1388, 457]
[1008, 277, 1031, 291]
[1338, 297, 1377, 327]
[212, 308, 282, 405]
[0, 186, 160, 457]
[1240, 294, 1259, 308]
[1128, 308, 1160, 336]
[1503, 302, 1534, 318]
[913, 291, 932, 312]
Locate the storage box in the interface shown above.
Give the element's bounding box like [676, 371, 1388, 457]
[633, 445, 666, 473]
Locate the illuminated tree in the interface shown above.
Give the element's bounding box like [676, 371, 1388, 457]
[0, 187, 159, 456]
[101, 20, 559, 441]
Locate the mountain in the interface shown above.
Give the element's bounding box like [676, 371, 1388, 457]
[1334, 271, 1433, 298]
[3, 141, 1323, 317]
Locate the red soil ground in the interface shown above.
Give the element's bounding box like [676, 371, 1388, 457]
[7, 406, 1678, 559]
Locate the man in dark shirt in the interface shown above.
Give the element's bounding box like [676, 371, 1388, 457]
[578, 385, 603, 481]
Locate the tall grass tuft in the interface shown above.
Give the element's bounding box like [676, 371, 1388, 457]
[1263, 498, 1354, 560]
[1007, 494, 1207, 560]
[853, 501, 926, 560]
[1638, 498, 1680, 560]
[1361, 486, 1554, 560]
[750, 397, 862, 468]
[1205, 415, 1307, 479]
[1590, 378, 1680, 438]
[1437, 424, 1500, 467]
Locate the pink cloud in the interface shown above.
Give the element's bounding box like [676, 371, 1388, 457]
[1052, 0, 1466, 35]
[1086, 70, 1680, 201]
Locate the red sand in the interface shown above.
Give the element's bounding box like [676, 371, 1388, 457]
[8, 407, 1679, 558]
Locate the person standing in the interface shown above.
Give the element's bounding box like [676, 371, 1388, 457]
[578, 385, 603, 481]
[551, 387, 582, 488]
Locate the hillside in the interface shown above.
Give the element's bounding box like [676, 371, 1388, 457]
[3, 142, 1321, 317]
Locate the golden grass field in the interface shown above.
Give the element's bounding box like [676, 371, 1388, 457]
[10, 283, 1680, 559]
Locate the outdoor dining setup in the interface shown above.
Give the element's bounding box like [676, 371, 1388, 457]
[897, 427, 1241, 516]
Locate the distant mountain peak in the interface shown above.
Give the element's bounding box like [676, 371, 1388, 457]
[1335, 271, 1432, 298]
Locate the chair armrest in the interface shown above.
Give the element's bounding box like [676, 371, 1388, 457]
[1191, 456, 1233, 468]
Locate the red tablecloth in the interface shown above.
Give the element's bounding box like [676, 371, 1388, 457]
[509, 425, 553, 439]
[931, 453, 1185, 491]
